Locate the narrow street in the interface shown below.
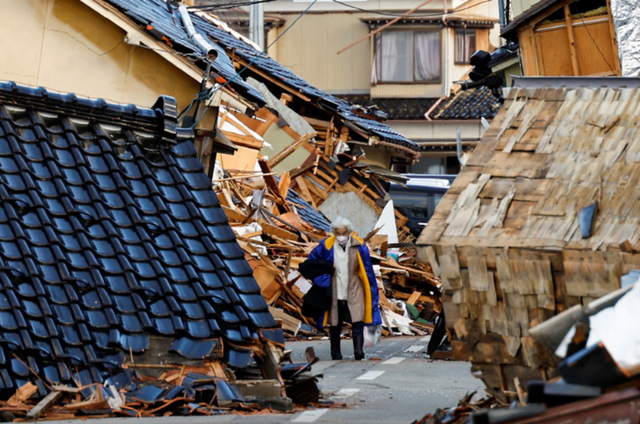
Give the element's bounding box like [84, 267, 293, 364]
[50, 337, 482, 424]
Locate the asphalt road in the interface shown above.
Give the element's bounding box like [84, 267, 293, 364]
[48, 336, 484, 424]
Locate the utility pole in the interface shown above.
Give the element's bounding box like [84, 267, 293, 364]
[249, 0, 264, 50]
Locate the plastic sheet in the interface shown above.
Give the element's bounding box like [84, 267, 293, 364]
[611, 0, 640, 77]
[363, 324, 382, 349]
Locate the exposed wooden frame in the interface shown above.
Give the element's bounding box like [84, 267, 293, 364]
[563, 4, 580, 76]
[605, 0, 622, 74]
[519, 0, 621, 77]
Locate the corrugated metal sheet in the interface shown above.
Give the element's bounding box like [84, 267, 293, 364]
[274, 12, 371, 93]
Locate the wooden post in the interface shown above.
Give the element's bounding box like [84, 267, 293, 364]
[564, 5, 580, 76]
[605, 0, 622, 75]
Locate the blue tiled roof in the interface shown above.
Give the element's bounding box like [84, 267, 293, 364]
[0, 82, 278, 393]
[105, 0, 266, 106]
[430, 87, 501, 120]
[286, 189, 331, 233]
[104, 0, 419, 151]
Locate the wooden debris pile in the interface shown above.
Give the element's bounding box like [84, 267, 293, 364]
[215, 160, 442, 339]
[0, 349, 324, 420]
[412, 392, 504, 424]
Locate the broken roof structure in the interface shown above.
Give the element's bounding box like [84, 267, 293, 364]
[417, 76, 640, 398]
[0, 81, 281, 396]
[98, 0, 419, 160]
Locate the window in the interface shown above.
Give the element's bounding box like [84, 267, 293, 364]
[455, 29, 476, 64]
[372, 30, 441, 84]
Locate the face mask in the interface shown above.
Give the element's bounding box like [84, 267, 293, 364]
[336, 235, 349, 245]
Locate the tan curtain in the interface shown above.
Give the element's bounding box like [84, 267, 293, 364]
[414, 31, 441, 81]
[455, 30, 476, 64]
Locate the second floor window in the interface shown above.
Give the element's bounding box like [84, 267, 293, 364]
[372, 30, 441, 84]
[455, 29, 476, 64]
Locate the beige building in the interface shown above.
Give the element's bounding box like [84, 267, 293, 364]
[0, 0, 238, 129]
[264, 0, 502, 173]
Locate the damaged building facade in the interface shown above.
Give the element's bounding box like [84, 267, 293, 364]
[417, 77, 640, 396]
[263, 0, 502, 174]
[498, 0, 640, 77]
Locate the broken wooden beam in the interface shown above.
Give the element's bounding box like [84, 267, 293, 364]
[25, 391, 63, 421]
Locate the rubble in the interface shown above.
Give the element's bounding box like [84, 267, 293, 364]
[214, 158, 443, 341]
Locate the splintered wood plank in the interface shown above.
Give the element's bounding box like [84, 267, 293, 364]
[446, 174, 491, 225]
[497, 98, 527, 140]
[478, 178, 553, 202]
[303, 176, 329, 200]
[8, 382, 38, 406]
[444, 198, 481, 237]
[269, 307, 302, 335]
[439, 245, 462, 290]
[407, 291, 422, 305]
[294, 176, 317, 209]
[425, 245, 441, 277]
[452, 339, 520, 364]
[26, 391, 63, 420]
[563, 250, 621, 297]
[268, 132, 315, 169]
[260, 221, 299, 241]
[503, 100, 546, 153]
[467, 256, 491, 291]
[483, 152, 551, 179]
[478, 185, 516, 237]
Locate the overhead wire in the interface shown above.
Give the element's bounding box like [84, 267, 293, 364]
[188, 0, 319, 128]
[576, 12, 615, 74]
[187, 0, 278, 11]
[331, 0, 494, 18]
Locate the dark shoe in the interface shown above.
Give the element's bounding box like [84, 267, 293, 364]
[330, 326, 343, 360]
[352, 323, 365, 361]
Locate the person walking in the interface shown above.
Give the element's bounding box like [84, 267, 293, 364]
[303, 217, 381, 360]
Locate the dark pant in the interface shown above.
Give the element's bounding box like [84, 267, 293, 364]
[330, 300, 364, 360]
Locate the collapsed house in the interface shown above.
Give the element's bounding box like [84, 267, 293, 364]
[0, 83, 301, 417]
[97, 0, 423, 240]
[0, 0, 421, 239]
[417, 76, 640, 398]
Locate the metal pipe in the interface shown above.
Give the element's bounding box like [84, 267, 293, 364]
[178, 5, 218, 58]
[249, 1, 265, 50]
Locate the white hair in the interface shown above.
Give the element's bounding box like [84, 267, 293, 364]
[330, 216, 354, 234]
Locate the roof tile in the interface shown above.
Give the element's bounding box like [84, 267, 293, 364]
[0, 82, 274, 389]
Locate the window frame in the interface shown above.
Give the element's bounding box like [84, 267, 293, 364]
[374, 28, 443, 85]
[454, 28, 477, 65]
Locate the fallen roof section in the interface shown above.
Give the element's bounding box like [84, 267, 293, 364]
[0, 82, 280, 397]
[100, 0, 419, 153]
